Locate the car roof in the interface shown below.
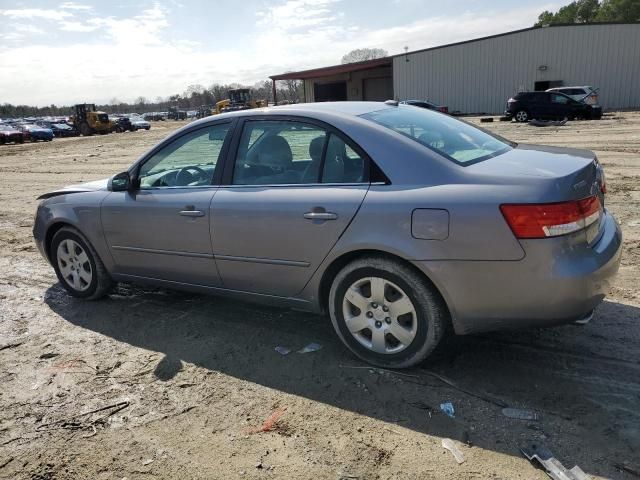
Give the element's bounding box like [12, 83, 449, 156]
[223, 101, 393, 119]
[547, 86, 594, 90]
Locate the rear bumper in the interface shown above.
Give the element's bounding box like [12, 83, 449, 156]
[413, 211, 622, 334]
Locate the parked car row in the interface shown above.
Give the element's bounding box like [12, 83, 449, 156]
[142, 110, 198, 121]
[110, 114, 151, 132]
[0, 112, 152, 145]
[505, 86, 602, 122]
[399, 85, 602, 124]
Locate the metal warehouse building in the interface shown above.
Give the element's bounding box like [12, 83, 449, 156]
[271, 22, 640, 113]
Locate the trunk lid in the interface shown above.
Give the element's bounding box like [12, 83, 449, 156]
[468, 144, 604, 203]
[467, 144, 606, 244]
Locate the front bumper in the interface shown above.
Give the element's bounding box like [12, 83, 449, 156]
[413, 211, 622, 334]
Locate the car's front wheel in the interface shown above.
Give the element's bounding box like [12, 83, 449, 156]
[514, 110, 529, 122]
[51, 227, 113, 299]
[328, 256, 447, 368]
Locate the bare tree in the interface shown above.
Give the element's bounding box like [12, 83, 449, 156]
[341, 48, 388, 64]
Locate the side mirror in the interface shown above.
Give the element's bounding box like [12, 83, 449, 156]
[108, 171, 132, 192]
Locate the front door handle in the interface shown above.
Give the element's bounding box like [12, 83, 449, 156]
[179, 210, 205, 217]
[304, 211, 338, 221]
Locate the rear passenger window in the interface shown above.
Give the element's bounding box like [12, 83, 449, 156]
[551, 94, 569, 104]
[322, 134, 365, 183]
[231, 120, 366, 185]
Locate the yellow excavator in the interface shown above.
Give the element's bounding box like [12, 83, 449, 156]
[71, 104, 112, 136]
[215, 89, 266, 114]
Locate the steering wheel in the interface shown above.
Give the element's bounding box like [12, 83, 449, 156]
[176, 166, 208, 186]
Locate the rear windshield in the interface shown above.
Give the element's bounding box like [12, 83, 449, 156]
[362, 106, 513, 165]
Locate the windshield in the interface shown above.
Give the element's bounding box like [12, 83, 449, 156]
[362, 106, 513, 165]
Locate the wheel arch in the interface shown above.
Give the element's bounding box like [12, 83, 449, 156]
[44, 221, 75, 262]
[317, 249, 453, 328]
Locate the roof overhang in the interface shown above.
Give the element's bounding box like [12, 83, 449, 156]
[270, 57, 392, 81]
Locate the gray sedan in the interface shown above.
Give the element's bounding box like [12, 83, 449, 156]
[33, 102, 622, 368]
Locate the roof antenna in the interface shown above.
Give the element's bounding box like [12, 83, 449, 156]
[404, 46, 409, 62]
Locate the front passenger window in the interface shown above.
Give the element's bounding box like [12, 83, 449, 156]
[138, 123, 230, 189]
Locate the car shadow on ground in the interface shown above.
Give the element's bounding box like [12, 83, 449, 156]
[44, 283, 640, 479]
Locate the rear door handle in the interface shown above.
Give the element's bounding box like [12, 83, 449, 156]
[304, 211, 338, 221]
[180, 210, 205, 217]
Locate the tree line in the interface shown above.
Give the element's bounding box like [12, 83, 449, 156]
[536, 0, 640, 25]
[0, 79, 303, 118]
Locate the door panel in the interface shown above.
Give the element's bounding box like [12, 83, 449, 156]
[100, 122, 232, 286]
[211, 185, 368, 296]
[102, 188, 222, 285]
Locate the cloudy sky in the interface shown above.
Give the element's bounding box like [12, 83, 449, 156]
[0, 0, 562, 106]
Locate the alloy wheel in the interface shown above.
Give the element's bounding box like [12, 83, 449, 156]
[56, 239, 93, 292]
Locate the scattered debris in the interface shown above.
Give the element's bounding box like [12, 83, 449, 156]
[338, 473, 359, 479]
[529, 118, 568, 127]
[39, 353, 59, 359]
[0, 342, 23, 352]
[247, 408, 286, 434]
[614, 462, 640, 478]
[442, 438, 466, 464]
[521, 444, 589, 480]
[274, 346, 291, 356]
[480, 117, 494, 123]
[36, 400, 130, 433]
[502, 407, 540, 421]
[142, 459, 153, 466]
[339, 364, 420, 378]
[422, 370, 508, 407]
[0, 457, 13, 469]
[499, 116, 511, 121]
[298, 342, 322, 354]
[440, 402, 455, 418]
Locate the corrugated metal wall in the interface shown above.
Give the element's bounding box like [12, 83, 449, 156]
[393, 24, 640, 113]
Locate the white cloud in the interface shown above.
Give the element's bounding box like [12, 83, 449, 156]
[60, 2, 92, 10]
[257, 0, 340, 30]
[0, 8, 73, 21]
[0, 23, 46, 41]
[0, 1, 565, 105]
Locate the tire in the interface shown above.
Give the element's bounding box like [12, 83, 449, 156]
[514, 110, 529, 123]
[51, 226, 113, 300]
[80, 122, 92, 136]
[328, 256, 447, 368]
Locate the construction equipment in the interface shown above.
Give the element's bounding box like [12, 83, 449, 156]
[196, 105, 215, 119]
[70, 104, 112, 136]
[215, 89, 266, 114]
[167, 106, 187, 121]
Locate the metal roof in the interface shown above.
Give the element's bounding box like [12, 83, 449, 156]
[269, 57, 392, 81]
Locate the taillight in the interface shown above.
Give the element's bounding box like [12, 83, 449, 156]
[500, 195, 602, 239]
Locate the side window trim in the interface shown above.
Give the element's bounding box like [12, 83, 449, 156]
[220, 115, 372, 186]
[132, 119, 235, 187]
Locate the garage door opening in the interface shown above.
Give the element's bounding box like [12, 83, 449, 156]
[314, 82, 347, 102]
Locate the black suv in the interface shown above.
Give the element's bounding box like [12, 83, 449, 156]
[505, 91, 602, 122]
[111, 116, 135, 133]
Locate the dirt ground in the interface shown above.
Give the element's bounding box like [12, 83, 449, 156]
[0, 113, 639, 480]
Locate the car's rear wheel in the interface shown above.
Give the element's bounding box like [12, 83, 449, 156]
[328, 256, 447, 368]
[515, 110, 529, 123]
[51, 227, 113, 299]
